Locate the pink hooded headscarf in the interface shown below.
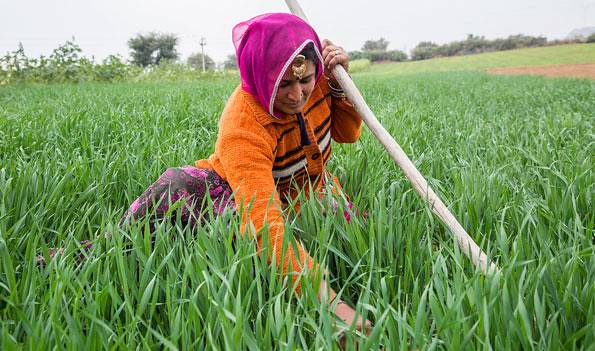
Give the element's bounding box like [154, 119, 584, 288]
[233, 13, 324, 119]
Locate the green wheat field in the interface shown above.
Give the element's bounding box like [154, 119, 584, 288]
[1, 49, 594, 349]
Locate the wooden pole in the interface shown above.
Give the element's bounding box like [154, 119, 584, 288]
[284, 0, 499, 275]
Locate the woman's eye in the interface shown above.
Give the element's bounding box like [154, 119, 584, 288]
[280, 82, 289, 88]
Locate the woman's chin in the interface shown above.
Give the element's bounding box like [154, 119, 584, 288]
[280, 105, 304, 115]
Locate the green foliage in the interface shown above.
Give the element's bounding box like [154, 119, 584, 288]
[0, 70, 593, 349]
[0, 40, 234, 85]
[490, 34, 547, 51]
[224, 54, 238, 70]
[349, 50, 408, 62]
[351, 38, 407, 62]
[586, 33, 595, 43]
[128, 32, 179, 67]
[133, 61, 237, 82]
[94, 55, 140, 82]
[362, 38, 389, 51]
[187, 52, 215, 70]
[368, 50, 407, 62]
[411, 34, 548, 61]
[0, 40, 138, 85]
[410, 41, 439, 61]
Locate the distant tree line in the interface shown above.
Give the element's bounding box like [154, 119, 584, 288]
[410, 34, 548, 60]
[126, 32, 239, 70]
[0, 40, 135, 84]
[0, 33, 239, 84]
[348, 38, 408, 63]
[349, 34, 587, 62]
[0, 39, 234, 85]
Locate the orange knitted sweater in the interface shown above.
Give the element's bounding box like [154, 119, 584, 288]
[195, 75, 362, 290]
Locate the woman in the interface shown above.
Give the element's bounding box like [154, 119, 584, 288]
[41, 13, 370, 332]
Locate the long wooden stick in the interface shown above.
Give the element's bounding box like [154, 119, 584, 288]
[284, 0, 499, 275]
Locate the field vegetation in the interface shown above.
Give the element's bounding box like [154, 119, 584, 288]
[0, 40, 234, 85]
[409, 34, 548, 61]
[366, 43, 595, 75]
[0, 53, 594, 349]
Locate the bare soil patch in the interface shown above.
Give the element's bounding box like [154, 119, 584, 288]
[488, 63, 595, 79]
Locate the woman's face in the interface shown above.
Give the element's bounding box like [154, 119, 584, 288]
[273, 59, 317, 115]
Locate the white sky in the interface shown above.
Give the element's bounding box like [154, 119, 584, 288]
[1, 0, 593, 63]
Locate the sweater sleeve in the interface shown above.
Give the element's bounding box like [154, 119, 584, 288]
[217, 119, 316, 292]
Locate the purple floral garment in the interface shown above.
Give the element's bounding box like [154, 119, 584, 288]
[119, 166, 236, 229]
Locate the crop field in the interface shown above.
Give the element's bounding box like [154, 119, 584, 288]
[366, 43, 595, 76]
[0, 69, 593, 349]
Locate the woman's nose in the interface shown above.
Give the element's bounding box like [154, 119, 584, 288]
[287, 84, 302, 102]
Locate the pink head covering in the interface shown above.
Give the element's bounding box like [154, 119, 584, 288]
[233, 13, 324, 118]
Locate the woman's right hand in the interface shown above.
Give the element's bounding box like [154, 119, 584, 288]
[319, 279, 372, 346]
[334, 299, 372, 349]
[334, 299, 372, 334]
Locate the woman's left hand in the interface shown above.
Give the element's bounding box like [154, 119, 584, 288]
[322, 39, 349, 85]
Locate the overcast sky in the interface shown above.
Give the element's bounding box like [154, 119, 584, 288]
[1, 0, 593, 63]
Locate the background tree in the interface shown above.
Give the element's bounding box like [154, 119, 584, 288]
[223, 54, 237, 69]
[362, 38, 389, 51]
[128, 32, 179, 67]
[367, 50, 408, 62]
[154, 34, 178, 64]
[411, 41, 439, 60]
[410, 34, 548, 61]
[187, 52, 215, 70]
[350, 37, 407, 62]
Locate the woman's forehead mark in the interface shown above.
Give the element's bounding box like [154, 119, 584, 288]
[281, 62, 316, 82]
